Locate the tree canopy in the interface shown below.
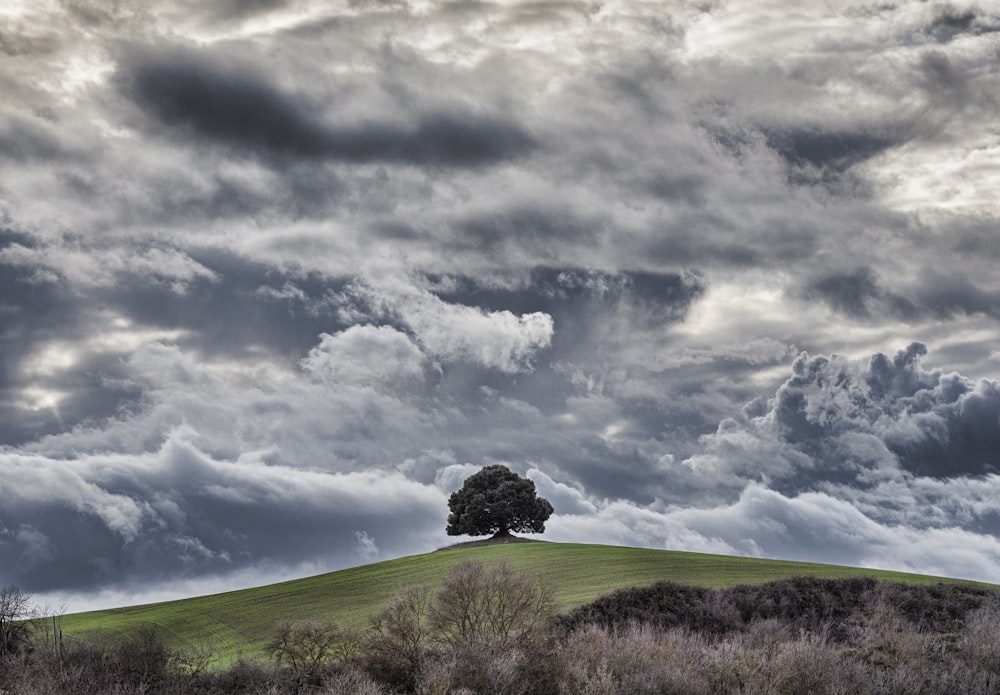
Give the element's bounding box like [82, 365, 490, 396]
[446, 465, 554, 538]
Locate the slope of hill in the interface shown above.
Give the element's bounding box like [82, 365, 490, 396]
[57, 542, 993, 665]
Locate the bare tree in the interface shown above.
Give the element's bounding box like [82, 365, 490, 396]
[429, 561, 556, 649]
[268, 620, 356, 683]
[172, 638, 218, 678]
[365, 585, 433, 689]
[362, 562, 557, 692]
[0, 585, 33, 656]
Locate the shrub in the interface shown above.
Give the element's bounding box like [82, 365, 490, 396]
[363, 561, 557, 693]
[558, 581, 716, 634]
[429, 561, 555, 649]
[316, 665, 391, 695]
[560, 576, 995, 644]
[268, 619, 358, 686]
[557, 623, 712, 695]
[364, 585, 435, 691]
[958, 599, 1000, 675]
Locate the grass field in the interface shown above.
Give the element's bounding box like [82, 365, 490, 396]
[57, 542, 994, 665]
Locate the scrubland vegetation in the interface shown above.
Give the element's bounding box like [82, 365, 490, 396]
[3, 562, 1000, 694]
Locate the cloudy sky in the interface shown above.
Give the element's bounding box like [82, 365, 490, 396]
[2, 0, 1000, 611]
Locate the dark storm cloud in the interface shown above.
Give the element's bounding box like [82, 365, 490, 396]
[652, 343, 1000, 578]
[0, 239, 118, 445]
[641, 228, 762, 267]
[412, 266, 719, 501]
[453, 207, 602, 256]
[121, 50, 536, 166]
[110, 160, 345, 225]
[803, 267, 918, 320]
[804, 268, 883, 318]
[737, 343, 1000, 484]
[0, 243, 355, 446]
[765, 129, 895, 173]
[926, 6, 977, 41]
[644, 172, 706, 205]
[913, 272, 1000, 320]
[804, 267, 1000, 322]
[0, 227, 35, 250]
[431, 266, 704, 331]
[426, 267, 705, 401]
[205, 0, 291, 22]
[0, 431, 447, 592]
[922, 5, 1000, 42]
[102, 248, 351, 361]
[0, 112, 76, 163]
[916, 51, 972, 105]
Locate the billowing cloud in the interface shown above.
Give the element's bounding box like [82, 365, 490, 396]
[341, 278, 555, 373]
[531, 342, 1000, 584]
[0, 427, 448, 594]
[302, 325, 425, 388]
[544, 483, 1000, 582]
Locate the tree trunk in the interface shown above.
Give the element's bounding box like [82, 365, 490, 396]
[491, 529, 512, 540]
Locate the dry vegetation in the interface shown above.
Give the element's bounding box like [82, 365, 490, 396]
[2, 566, 999, 694]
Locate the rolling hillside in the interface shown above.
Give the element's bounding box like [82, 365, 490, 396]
[57, 542, 994, 665]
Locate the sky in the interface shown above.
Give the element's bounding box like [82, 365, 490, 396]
[1, 0, 1000, 612]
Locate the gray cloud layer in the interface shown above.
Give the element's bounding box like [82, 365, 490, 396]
[1, 0, 999, 609]
[120, 46, 536, 166]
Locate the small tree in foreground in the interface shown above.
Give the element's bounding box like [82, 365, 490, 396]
[446, 465, 553, 538]
[430, 561, 556, 648]
[0, 585, 33, 656]
[268, 620, 357, 684]
[365, 585, 433, 691]
[363, 561, 556, 693]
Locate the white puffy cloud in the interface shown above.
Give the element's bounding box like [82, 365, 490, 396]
[345, 278, 555, 373]
[434, 463, 482, 495]
[527, 467, 598, 516]
[302, 325, 425, 388]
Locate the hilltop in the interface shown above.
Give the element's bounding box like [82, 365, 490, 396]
[58, 542, 993, 665]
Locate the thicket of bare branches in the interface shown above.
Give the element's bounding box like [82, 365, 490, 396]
[0, 584, 33, 656]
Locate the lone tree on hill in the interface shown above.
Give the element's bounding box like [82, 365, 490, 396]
[446, 464, 554, 538]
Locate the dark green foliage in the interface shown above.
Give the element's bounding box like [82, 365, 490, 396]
[446, 464, 553, 537]
[890, 581, 992, 633]
[559, 576, 997, 642]
[726, 576, 879, 639]
[558, 581, 719, 633]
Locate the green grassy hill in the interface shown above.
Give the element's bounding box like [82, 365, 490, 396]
[57, 542, 993, 665]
